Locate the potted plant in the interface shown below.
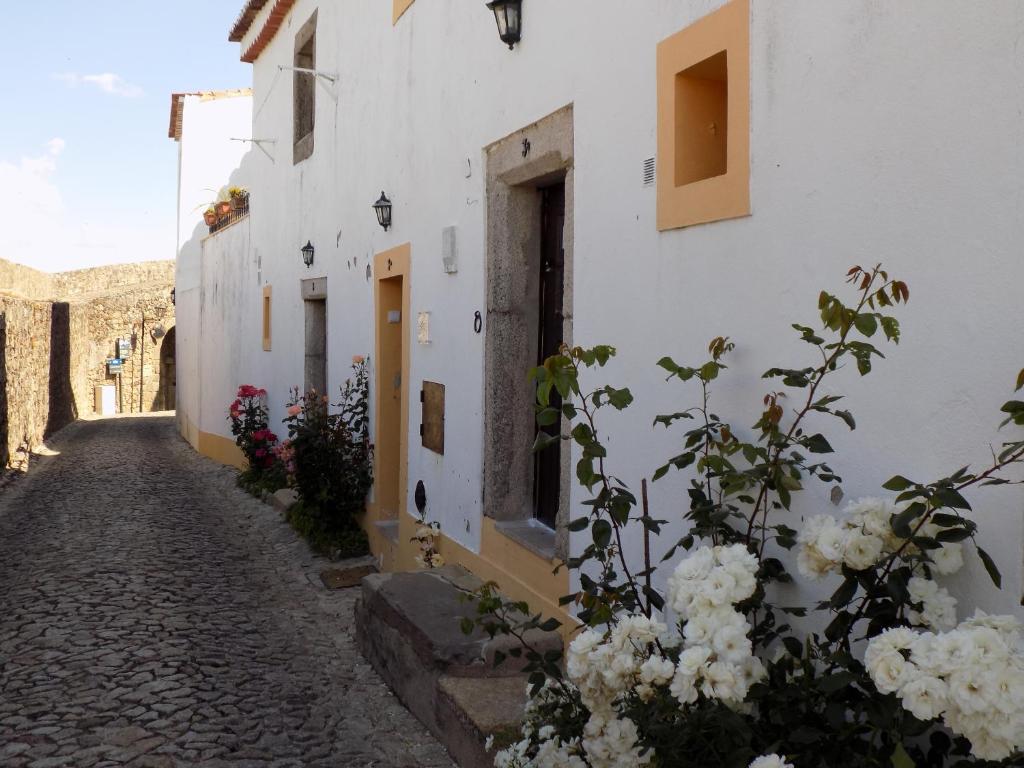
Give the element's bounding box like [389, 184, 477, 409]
[215, 199, 233, 218]
[229, 186, 249, 211]
[203, 207, 217, 226]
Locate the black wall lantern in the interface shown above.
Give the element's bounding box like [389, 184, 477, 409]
[373, 191, 393, 231]
[301, 240, 315, 268]
[486, 0, 522, 50]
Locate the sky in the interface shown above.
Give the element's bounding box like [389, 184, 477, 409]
[0, 2, 251, 274]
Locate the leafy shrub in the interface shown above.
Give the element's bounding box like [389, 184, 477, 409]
[228, 384, 286, 496]
[282, 358, 373, 556]
[465, 265, 1024, 768]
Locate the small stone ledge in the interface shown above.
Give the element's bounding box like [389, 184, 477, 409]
[494, 519, 557, 561]
[271, 488, 299, 514]
[319, 556, 378, 590]
[355, 566, 561, 767]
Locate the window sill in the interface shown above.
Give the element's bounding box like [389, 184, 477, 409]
[494, 519, 557, 562]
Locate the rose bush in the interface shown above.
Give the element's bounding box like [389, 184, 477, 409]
[228, 384, 285, 492]
[465, 265, 1024, 768]
[282, 358, 373, 558]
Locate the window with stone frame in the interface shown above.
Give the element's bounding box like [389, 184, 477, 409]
[293, 11, 317, 165]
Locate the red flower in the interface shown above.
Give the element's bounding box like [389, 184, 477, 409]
[237, 385, 268, 399]
[254, 449, 267, 458]
[252, 430, 268, 442]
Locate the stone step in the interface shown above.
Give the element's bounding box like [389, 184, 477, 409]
[355, 566, 561, 768]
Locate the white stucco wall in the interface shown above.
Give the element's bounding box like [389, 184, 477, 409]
[173, 93, 253, 442]
[194, 0, 1022, 616]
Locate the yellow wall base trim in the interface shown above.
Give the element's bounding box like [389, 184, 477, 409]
[181, 417, 247, 469]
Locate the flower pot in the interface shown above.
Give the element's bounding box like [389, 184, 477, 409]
[216, 201, 232, 218]
[203, 210, 218, 226]
[231, 193, 248, 212]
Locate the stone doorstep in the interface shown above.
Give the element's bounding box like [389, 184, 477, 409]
[319, 555, 378, 589]
[355, 566, 562, 768]
[270, 488, 299, 514]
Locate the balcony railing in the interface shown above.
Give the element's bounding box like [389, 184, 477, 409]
[208, 196, 249, 235]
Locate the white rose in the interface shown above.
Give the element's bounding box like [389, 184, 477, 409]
[947, 669, 991, 715]
[669, 666, 699, 705]
[673, 547, 715, 581]
[703, 568, 739, 607]
[682, 614, 717, 647]
[712, 623, 752, 665]
[701, 661, 743, 703]
[677, 645, 712, 677]
[898, 675, 948, 721]
[716, 544, 759, 575]
[639, 655, 675, 686]
[866, 649, 913, 695]
[748, 755, 794, 768]
[931, 543, 964, 575]
[797, 546, 834, 580]
[841, 530, 884, 571]
[816, 519, 847, 563]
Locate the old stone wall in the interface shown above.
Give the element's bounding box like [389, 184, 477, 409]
[0, 258, 176, 470]
[0, 261, 55, 301]
[54, 261, 176, 299]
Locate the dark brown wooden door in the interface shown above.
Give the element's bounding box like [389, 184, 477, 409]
[534, 182, 565, 528]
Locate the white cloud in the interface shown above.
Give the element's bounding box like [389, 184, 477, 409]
[53, 72, 144, 98]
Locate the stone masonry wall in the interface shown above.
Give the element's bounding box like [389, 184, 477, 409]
[0, 258, 176, 470]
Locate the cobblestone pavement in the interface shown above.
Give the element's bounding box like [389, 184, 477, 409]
[0, 415, 454, 768]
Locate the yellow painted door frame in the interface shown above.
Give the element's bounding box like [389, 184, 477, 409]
[368, 243, 412, 566]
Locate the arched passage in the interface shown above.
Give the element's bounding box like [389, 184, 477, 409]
[156, 326, 176, 412]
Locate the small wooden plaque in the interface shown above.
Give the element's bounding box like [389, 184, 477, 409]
[421, 381, 445, 455]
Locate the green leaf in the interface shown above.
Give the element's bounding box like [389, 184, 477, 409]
[834, 409, 856, 430]
[891, 744, 915, 768]
[977, 546, 1002, 588]
[935, 528, 972, 543]
[1017, 368, 1024, 392]
[830, 577, 859, 608]
[882, 475, 915, 492]
[567, 516, 590, 533]
[819, 671, 857, 693]
[891, 502, 925, 539]
[933, 487, 972, 511]
[592, 520, 612, 548]
[805, 434, 834, 454]
[854, 313, 878, 337]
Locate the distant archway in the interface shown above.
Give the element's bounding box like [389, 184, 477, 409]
[156, 326, 176, 412]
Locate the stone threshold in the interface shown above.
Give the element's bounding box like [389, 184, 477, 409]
[355, 566, 562, 767]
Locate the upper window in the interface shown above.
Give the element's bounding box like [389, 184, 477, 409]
[293, 11, 317, 165]
[393, 0, 416, 24]
[657, 0, 749, 231]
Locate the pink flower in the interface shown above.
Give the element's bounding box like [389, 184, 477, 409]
[287, 405, 302, 417]
[352, 355, 365, 365]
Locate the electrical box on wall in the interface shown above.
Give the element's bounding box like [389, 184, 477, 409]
[442, 226, 457, 274]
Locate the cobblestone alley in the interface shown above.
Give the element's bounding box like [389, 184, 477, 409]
[0, 415, 453, 768]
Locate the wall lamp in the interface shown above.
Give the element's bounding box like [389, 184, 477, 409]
[301, 240, 315, 268]
[373, 191, 393, 231]
[486, 0, 522, 50]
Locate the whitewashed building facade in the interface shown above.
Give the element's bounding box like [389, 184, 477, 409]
[174, 0, 1024, 625]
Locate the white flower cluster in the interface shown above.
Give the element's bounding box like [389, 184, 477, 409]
[865, 613, 1024, 761]
[492, 679, 643, 768]
[666, 545, 765, 707]
[906, 576, 957, 632]
[749, 755, 794, 768]
[798, 497, 964, 580]
[567, 615, 667, 712]
[411, 520, 444, 569]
